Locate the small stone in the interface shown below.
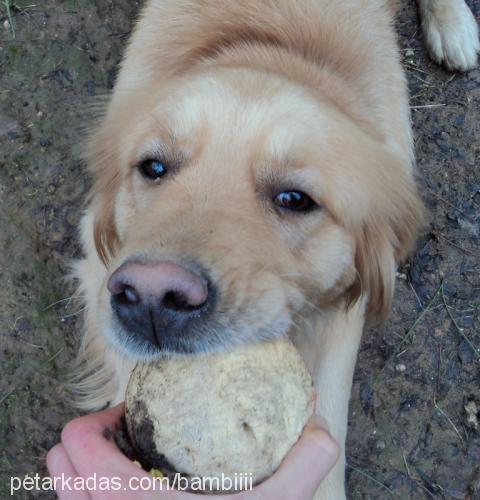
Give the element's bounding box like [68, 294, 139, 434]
[396, 272, 407, 280]
[434, 328, 445, 337]
[376, 440, 386, 450]
[395, 363, 406, 373]
[66, 211, 78, 227]
[405, 48, 414, 57]
[458, 217, 479, 238]
[48, 230, 64, 242]
[47, 184, 57, 194]
[3, 20, 10, 31]
[464, 401, 478, 430]
[458, 340, 474, 365]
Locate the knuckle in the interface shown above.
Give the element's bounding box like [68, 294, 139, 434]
[61, 417, 90, 446]
[310, 427, 341, 462]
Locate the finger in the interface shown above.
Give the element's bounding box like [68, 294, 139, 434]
[257, 415, 340, 499]
[71, 403, 126, 435]
[60, 405, 158, 498]
[46, 443, 90, 500]
[61, 403, 132, 477]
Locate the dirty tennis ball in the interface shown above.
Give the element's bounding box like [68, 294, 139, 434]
[125, 339, 314, 491]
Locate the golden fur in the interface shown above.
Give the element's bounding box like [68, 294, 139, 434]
[70, 0, 478, 497]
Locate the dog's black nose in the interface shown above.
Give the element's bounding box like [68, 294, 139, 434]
[108, 260, 213, 349]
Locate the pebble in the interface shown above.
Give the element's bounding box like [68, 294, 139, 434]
[376, 440, 386, 450]
[458, 340, 474, 365]
[464, 401, 478, 430]
[395, 363, 407, 373]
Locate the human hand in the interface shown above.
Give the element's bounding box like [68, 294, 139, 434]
[47, 404, 339, 499]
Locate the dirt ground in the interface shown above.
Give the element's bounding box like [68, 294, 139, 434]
[0, 1, 478, 498]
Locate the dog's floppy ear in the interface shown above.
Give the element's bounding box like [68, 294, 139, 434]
[345, 152, 424, 321]
[84, 125, 121, 266]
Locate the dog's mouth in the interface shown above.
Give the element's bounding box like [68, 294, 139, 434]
[109, 306, 292, 361]
[111, 297, 218, 357]
[105, 259, 293, 360]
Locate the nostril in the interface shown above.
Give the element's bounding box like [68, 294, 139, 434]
[114, 285, 141, 306]
[163, 290, 205, 312]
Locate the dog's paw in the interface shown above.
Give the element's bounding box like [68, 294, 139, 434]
[421, 0, 479, 71]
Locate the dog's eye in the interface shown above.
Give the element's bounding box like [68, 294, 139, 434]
[139, 159, 167, 180]
[274, 190, 316, 212]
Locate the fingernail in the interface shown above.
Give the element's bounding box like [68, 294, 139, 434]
[312, 414, 330, 431]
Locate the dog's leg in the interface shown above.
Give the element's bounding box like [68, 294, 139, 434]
[293, 299, 366, 500]
[417, 0, 479, 71]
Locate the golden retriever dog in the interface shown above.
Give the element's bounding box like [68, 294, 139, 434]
[72, 0, 478, 497]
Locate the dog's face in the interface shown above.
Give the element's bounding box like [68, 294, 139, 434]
[87, 68, 422, 360]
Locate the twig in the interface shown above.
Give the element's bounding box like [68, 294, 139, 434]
[413, 481, 438, 499]
[17, 338, 44, 349]
[402, 452, 411, 478]
[47, 347, 64, 363]
[347, 464, 395, 496]
[433, 397, 464, 443]
[0, 385, 18, 405]
[410, 74, 436, 87]
[42, 295, 74, 312]
[409, 282, 423, 308]
[433, 230, 475, 256]
[440, 283, 480, 360]
[0, 37, 56, 42]
[411, 104, 446, 109]
[3, 0, 15, 38]
[11, 315, 24, 330]
[426, 187, 462, 213]
[61, 306, 85, 319]
[394, 283, 443, 356]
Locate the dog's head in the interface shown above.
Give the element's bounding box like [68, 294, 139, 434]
[85, 68, 423, 360]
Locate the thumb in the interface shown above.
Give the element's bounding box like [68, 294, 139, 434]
[257, 415, 340, 499]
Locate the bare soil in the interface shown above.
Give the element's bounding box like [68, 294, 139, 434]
[0, 1, 479, 498]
